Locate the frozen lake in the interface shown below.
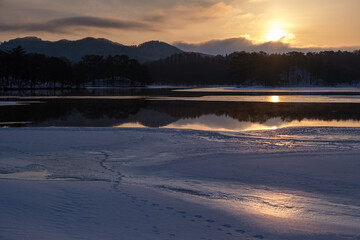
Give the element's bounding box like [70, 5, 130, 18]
[1, 87, 360, 239]
[1, 127, 360, 239]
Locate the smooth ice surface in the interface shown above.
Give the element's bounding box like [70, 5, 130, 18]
[0, 101, 22, 106]
[1, 127, 360, 239]
[174, 87, 360, 93]
[3, 95, 360, 103]
[152, 95, 360, 103]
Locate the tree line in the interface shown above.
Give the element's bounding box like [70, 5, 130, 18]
[0, 46, 150, 89]
[1, 45, 360, 88]
[147, 50, 360, 86]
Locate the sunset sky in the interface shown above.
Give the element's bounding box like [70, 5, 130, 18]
[0, 0, 359, 50]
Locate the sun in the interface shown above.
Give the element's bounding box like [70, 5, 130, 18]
[266, 29, 286, 42]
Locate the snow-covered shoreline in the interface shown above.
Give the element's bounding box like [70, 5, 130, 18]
[1, 127, 360, 239]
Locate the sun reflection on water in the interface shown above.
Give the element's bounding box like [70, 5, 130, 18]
[269, 96, 280, 103]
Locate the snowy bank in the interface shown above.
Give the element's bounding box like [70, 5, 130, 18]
[0, 127, 360, 239]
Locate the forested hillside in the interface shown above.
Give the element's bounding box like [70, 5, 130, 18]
[1, 46, 359, 89]
[147, 51, 360, 86]
[0, 46, 150, 89]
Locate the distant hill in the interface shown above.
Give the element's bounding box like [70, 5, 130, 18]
[0, 37, 183, 62]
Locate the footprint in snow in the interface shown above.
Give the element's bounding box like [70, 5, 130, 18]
[222, 224, 231, 228]
[253, 234, 265, 239]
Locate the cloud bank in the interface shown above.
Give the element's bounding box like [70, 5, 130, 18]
[0, 1, 233, 41]
[174, 37, 360, 54]
[0, 16, 156, 33]
[174, 37, 294, 54]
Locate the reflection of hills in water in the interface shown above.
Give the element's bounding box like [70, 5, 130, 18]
[3, 87, 360, 98]
[1, 99, 360, 128]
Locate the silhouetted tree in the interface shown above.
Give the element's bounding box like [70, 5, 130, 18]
[0, 46, 150, 89]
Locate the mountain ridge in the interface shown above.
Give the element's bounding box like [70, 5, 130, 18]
[0, 36, 183, 63]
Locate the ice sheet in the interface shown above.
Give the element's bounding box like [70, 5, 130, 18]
[0, 127, 359, 239]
